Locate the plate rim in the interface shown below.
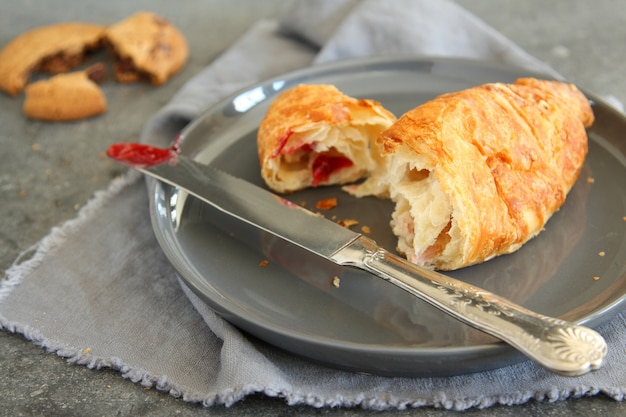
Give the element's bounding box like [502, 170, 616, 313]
[148, 55, 626, 376]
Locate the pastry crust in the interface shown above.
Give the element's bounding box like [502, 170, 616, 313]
[257, 84, 396, 193]
[0, 22, 105, 96]
[359, 78, 594, 270]
[23, 64, 107, 121]
[105, 11, 188, 85]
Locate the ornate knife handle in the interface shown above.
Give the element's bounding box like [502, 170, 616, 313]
[332, 236, 607, 376]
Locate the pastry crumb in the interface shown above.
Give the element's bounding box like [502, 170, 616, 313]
[259, 259, 269, 267]
[332, 276, 340, 288]
[586, 176, 595, 184]
[593, 276, 600, 281]
[361, 225, 371, 234]
[337, 218, 359, 228]
[598, 251, 605, 257]
[315, 197, 337, 210]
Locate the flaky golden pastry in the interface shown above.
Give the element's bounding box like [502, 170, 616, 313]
[257, 84, 396, 193]
[352, 78, 594, 270]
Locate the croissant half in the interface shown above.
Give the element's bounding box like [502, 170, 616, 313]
[358, 78, 594, 270]
[257, 84, 396, 193]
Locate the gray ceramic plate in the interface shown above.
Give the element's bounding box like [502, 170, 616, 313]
[148, 57, 626, 377]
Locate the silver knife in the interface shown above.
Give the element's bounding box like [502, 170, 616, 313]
[108, 143, 607, 376]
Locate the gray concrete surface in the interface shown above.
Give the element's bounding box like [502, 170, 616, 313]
[1, 1, 624, 416]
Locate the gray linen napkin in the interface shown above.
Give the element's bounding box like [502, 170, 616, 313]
[1, 0, 624, 410]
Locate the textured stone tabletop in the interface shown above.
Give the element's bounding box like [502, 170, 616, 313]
[1, 1, 624, 416]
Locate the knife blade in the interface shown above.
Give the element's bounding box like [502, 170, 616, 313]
[107, 142, 607, 376]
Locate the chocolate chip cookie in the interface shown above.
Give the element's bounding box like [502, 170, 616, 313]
[0, 22, 105, 96]
[105, 11, 188, 85]
[23, 64, 107, 121]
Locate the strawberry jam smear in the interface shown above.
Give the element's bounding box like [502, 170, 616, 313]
[106, 142, 179, 168]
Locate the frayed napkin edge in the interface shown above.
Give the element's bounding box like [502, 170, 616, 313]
[0, 166, 624, 411]
[0, 303, 622, 411]
[1, 171, 141, 304]
[0, 169, 202, 401]
[0, 313, 198, 400]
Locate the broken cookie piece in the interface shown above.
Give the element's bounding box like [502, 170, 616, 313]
[105, 11, 188, 85]
[23, 63, 107, 121]
[0, 22, 105, 96]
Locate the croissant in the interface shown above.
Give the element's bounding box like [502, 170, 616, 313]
[257, 84, 396, 193]
[350, 78, 594, 270]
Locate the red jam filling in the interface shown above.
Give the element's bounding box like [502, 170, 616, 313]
[270, 130, 353, 186]
[311, 154, 354, 186]
[106, 142, 179, 168]
[270, 129, 294, 158]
